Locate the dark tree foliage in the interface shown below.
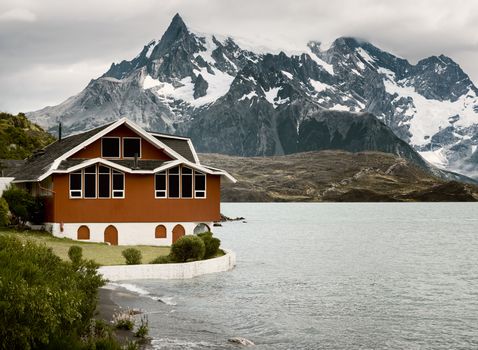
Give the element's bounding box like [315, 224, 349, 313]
[2, 186, 35, 225]
[0, 235, 105, 350]
[0, 112, 55, 160]
[197, 232, 221, 259]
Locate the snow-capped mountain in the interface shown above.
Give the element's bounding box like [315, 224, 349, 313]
[27, 13, 478, 178]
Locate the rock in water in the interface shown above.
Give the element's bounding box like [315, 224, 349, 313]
[228, 337, 255, 346]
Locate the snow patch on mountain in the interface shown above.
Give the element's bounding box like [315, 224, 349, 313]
[309, 79, 331, 93]
[239, 91, 258, 101]
[143, 67, 234, 107]
[194, 33, 217, 65]
[308, 51, 334, 75]
[331, 104, 350, 111]
[143, 75, 161, 89]
[356, 47, 376, 66]
[145, 41, 156, 58]
[379, 67, 478, 146]
[419, 148, 448, 168]
[264, 87, 289, 108]
[281, 70, 293, 80]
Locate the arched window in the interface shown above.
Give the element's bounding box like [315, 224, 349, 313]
[155, 225, 167, 239]
[193, 223, 210, 235]
[77, 225, 90, 240]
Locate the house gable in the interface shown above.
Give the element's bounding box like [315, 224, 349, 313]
[70, 124, 173, 161]
[10, 118, 236, 184]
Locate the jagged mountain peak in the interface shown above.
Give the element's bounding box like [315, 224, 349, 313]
[26, 14, 478, 179]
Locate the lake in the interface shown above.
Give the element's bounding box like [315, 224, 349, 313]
[109, 203, 478, 349]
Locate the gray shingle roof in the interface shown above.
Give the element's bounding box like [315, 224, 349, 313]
[0, 159, 27, 177]
[152, 135, 196, 163]
[58, 159, 168, 171]
[10, 121, 196, 182]
[10, 123, 113, 181]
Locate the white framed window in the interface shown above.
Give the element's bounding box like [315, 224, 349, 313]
[84, 165, 97, 198]
[69, 171, 82, 198]
[101, 137, 120, 158]
[155, 171, 167, 198]
[112, 170, 125, 198]
[98, 165, 111, 198]
[168, 166, 180, 198]
[69, 165, 124, 199]
[123, 137, 142, 158]
[194, 171, 206, 198]
[181, 166, 193, 198]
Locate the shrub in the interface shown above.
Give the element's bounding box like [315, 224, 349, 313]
[0, 197, 10, 227]
[197, 232, 221, 259]
[68, 245, 83, 266]
[112, 309, 135, 330]
[2, 185, 35, 225]
[134, 315, 149, 339]
[122, 248, 142, 265]
[170, 235, 205, 262]
[150, 255, 172, 264]
[0, 235, 105, 349]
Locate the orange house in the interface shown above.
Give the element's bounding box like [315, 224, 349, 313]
[10, 118, 236, 246]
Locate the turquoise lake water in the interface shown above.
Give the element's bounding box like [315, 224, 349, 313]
[110, 203, 478, 349]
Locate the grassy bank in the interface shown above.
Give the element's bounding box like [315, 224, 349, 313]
[0, 229, 170, 266]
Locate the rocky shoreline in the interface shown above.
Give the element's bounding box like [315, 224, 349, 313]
[96, 288, 152, 349]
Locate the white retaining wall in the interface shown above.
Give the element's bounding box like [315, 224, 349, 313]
[98, 249, 236, 281]
[45, 221, 213, 246]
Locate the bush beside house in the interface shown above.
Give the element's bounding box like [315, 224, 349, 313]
[151, 232, 222, 264]
[122, 248, 142, 265]
[0, 235, 138, 349]
[1, 186, 36, 226]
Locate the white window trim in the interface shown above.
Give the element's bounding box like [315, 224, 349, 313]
[83, 165, 97, 199]
[69, 171, 83, 199]
[168, 168, 181, 199]
[68, 165, 125, 199]
[181, 166, 193, 199]
[122, 137, 142, 159]
[194, 171, 207, 199]
[154, 171, 167, 199]
[112, 171, 125, 199]
[101, 137, 121, 159]
[98, 166, 111, 199]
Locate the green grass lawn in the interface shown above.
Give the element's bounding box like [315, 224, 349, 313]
[0, 229, 170, 266]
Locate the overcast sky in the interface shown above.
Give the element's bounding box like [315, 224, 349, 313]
[1, 0, 478, 113]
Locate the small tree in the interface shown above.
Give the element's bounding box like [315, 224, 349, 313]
[170, 235, 205, 262]
[122, 248, 142, 265]
[197, 232, 221, 259]
[68, 245, 83, 267]
[2, 186, 35, 226]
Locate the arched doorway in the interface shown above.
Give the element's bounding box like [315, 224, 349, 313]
[172, 224, 185, 244]
[77, 225, 90, 240]
[104, 225, 118, 245]
[193, 223, 211, 235]
[155, 225, 167, 239]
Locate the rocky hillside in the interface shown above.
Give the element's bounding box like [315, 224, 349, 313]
[0, 112, 55, 160]
[27, 14, 478, 178]
[200, 152, 478, 202]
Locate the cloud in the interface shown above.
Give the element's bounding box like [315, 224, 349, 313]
[0, 8, 36, 22]
[1, 0, 478, 113]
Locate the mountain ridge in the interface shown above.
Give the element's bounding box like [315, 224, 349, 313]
[27, 13, 478, 178]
